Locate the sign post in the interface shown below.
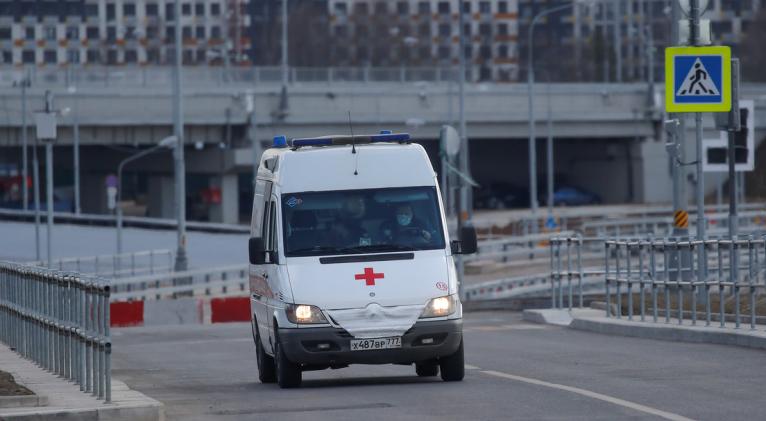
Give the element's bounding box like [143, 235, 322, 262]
[35, 91, 57, 267]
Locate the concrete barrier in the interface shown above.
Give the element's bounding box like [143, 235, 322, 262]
[111, 296, 250, 327]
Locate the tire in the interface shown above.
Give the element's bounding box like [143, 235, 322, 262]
[274, 329, 302, 388]
[255, 324, 276, 384]
[439, 339, 465, 382]
[415, 361, 439, 377]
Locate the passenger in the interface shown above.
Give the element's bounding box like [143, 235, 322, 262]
[379, 203, 432, 244]
[333, 195, 372, 246]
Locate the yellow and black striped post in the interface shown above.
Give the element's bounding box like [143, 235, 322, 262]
[674, 210, 689, 229]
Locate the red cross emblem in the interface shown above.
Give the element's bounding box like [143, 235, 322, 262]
[355, 267, 384, 286]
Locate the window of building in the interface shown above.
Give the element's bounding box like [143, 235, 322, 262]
[125, 49, 137, 62]
[195, 26, 204, 38]
[356, 25, 368, 37]
[124, 3, 136, 16]
[44, 50, 57, 64]
[211, 3, 220, 15]
[86, 27, 99, 39]
[166, 4, 175, 20]
[498, 23, 508, 35]
[463, 23, 471, 36]
[480, 45, 491, 59]
[498, 44, 508, 57]
[166, 26, 175, 40]
[45, 26, 56, 41]
[67, 49, 80, 63]
[211, 26, 221, 38]
[418, 1, 430, 14]
[438, 45, 450, 59]
[335, 46, 348, 61]
[107, 49, 118, 64]
[147, 48, 159, 63]
[146, 25, 158, 38]
[462, 1, 471, 13]
[335, 2, 347, 15]
[439, 23, 450, 36]
[353, 3, 368, 15]
[479, 1, 491, 14]
[438, 2, 450, 14]
[107, 27, 116, 41]
[374, 2, 387, 14]
[2, 51, 12, 64]
[146, 3, 158, 16]
[418, 23, 430, 36]
[85, 4, 98, 16]
[334, 25, 347, 37]
[66, 26, 79, 40]
[182, 26, 191, 38]
[25, 27, 35, 40]
[125, 26, 136, 39]
[183, 49, 193, 64]
[498, 1, 508, 13]
[86, 49, 99, 63]
[397, 2, 408, 15]
[419, 46, 430, 58]
[0, 28, 10, 40]
[463, 45, 472, 58]
[479, 23, 491, 36]
[22, 50, 35, 63]
[196, 48, 206, 62]
[106, 4, 115, 20]
[357, 46, 368, 61]
[182, 3, 191, 15]
[195, 2, 204, 15]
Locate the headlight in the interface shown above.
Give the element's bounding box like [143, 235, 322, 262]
[286, 304, 328, 324]
[421, 295, 457, 318]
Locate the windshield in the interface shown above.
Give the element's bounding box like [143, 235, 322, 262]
[282, 186, 446, 257]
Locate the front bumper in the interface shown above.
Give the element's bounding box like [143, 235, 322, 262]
[278, 318, 462, 366]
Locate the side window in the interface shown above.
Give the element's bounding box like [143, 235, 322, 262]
[251, 179, 266, 236]
[267, 200, 278, 259]
[260, 182, 273, 240]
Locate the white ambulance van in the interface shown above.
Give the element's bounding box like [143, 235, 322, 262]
[248, 132, 477, 388]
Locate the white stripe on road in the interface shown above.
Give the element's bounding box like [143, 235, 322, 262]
[480, 370, 694, 421]
[464, 364, 480, 370]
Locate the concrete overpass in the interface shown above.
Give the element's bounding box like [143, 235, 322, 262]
[0, 67, 764, 223]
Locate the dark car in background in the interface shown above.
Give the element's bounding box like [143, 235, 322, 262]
[542, 186, 601, 207]
[473, 183, 529, 210]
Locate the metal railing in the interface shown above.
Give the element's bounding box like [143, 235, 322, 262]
[30, 249, 173, 279]
[605, 236, 766, 329]
[0, 65, 463, 89]
[110, 264, 248, 301]
[549, 236, 607, 309]
[464, 231, 575, 264]
[0, 262, 111, 402]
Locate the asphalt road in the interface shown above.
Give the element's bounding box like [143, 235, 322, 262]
[112, 311, 766, 421]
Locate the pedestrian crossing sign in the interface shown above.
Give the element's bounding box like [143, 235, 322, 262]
[665, 46, 731, 113]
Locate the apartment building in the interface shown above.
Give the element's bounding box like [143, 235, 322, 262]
[328, 0, 520, 81]
[0, 0, 251, 66]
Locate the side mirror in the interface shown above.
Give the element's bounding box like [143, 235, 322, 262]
[450, 226, 478, 255]
[249, 237, 267, 265]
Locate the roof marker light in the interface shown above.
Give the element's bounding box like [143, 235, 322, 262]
[273, 135, 287, 148]
[379, 130, 392, 134]
[290, 133, 411, 149]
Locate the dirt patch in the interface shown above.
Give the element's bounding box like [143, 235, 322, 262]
[0, 370, 33, 396]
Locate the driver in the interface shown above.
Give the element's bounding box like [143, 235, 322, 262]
[380, 203, 432, 243]
[334, 195, 372, 246]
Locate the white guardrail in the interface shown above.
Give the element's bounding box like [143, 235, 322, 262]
[29, 249, 174, 279]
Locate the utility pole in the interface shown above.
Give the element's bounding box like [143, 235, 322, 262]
[690, 0, 706, 245]
[670, 0, 687, 238]
[279, 0, 289, 113]
[613, 0, 622, 82]
[35, 91, 57, 267]
[71, 79, 81, 215]
[20, 70, 29, 211]
[172, 0, 188, 271]
[456, 0, 469, 301]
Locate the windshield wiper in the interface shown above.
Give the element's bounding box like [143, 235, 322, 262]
[288, 246, 344, 256]
[339, 244, 420, 253]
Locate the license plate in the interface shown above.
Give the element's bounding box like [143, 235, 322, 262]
[350, 336, 402, 351]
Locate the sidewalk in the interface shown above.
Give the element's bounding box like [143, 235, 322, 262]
[524, 308, 766, 351]
[0, 344, 164, 421]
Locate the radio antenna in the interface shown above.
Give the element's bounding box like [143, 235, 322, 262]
[348, 111, 359, 175]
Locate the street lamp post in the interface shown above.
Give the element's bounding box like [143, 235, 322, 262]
[116, 137, 177, 255]
[527, 2, 577, 231]
[172, 0, 188, 271]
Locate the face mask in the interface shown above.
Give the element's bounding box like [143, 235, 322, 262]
[397, 214, 412, 226]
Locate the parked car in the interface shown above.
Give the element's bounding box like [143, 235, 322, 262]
[543, 186, 601, 207]
[473, 183, 529, 209]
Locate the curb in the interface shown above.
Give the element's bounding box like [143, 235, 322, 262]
[111, 295, 251, 327]
[0, 395, 47, 409]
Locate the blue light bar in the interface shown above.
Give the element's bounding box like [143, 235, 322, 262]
[370, 133, 410, 143]
[290, 133, 411, 149]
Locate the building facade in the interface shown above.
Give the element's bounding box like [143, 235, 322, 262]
[328, 0, 520, 82]
[0, 0, 251, 66]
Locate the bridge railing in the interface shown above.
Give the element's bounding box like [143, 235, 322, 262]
[0, 263, 112, 402]
[109, 264, 248, 301]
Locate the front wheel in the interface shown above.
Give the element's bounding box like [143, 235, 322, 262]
[255, 325, 276, 383]
[439, 339, 465, 382]
[274, 329, 302, 388]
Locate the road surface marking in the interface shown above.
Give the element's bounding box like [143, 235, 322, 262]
[464, 324, 549, 332]
[464, 364, 480, 370]
[481, 370, 693, 421]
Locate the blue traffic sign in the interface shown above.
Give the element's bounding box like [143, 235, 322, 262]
[665, 46, 731, 113]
